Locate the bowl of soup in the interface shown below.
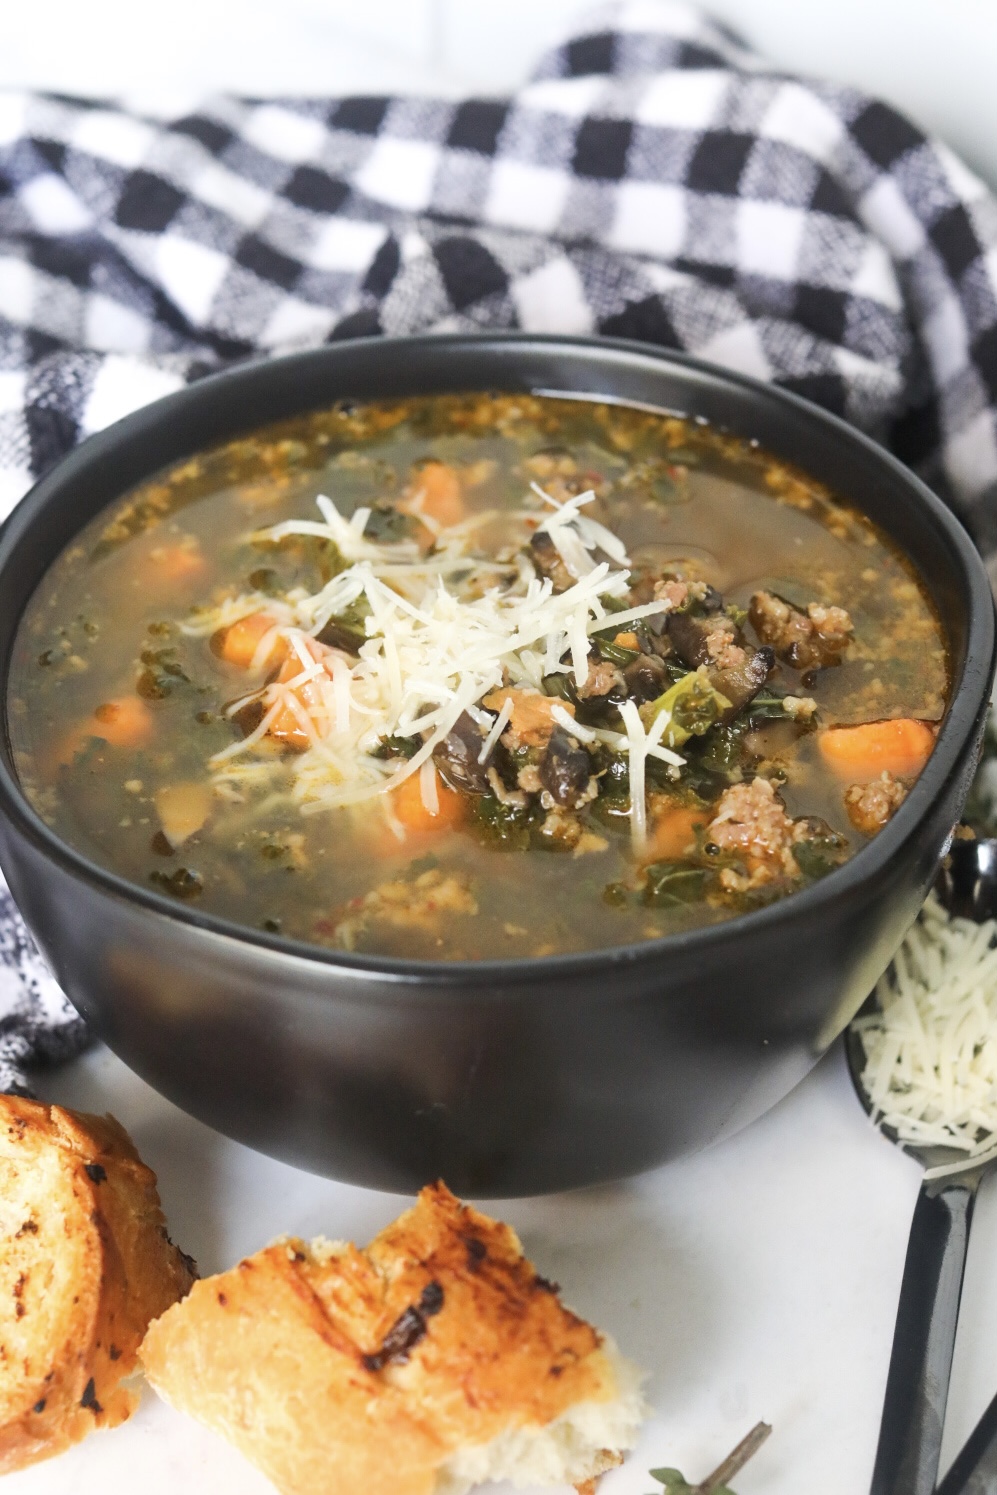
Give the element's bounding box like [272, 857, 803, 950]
[0, 334, 992, 1194]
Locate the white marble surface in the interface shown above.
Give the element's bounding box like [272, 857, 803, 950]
[2, 1036, 994, 1493]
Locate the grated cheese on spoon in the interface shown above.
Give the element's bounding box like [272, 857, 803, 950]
[852, 893, 997, 1179]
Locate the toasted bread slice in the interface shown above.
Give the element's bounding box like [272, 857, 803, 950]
[141, 1181, 646, 1495]
[0, 1095, 196, 1473]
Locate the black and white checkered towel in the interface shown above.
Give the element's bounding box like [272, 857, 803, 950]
[2, 0, 997, 1090]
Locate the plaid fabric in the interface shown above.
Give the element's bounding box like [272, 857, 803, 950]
[1, 0, 997, 1087]
[0, 876, 87, 1093]
[2, 2, 997, 534]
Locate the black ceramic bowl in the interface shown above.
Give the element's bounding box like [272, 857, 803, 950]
[0, 334, 993, 1196]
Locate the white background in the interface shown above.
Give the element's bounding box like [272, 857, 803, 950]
[1, 1, 996, 190]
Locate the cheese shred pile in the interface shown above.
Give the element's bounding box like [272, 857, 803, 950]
[181, 489, 684, 843]
[853, 893, 997, 1178]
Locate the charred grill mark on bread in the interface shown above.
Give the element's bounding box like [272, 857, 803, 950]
[463, 1234, 487, 1269]
[79, 1379, 101, 1415]
[139, 1181, 647, 1495]
[362, 1281, 445, 1372]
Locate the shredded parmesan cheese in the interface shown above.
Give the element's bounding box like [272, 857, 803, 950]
[853, 894, 997, 1177]
[551, 705, 593, 742]
[419, 758, 440, 816]
[617, 701, 672, 855]
[183, 491, 686, 847]
[478, 698, 512, 764]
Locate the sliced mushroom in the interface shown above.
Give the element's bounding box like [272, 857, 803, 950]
[539, 727, 592, 808]
[667, 610, 773, 713]
[228, 698, 265, 737]
[315, 619, 364, 654]
[714, 644, 775, 713]
[622, 653, 669, 702]
[529, 531, 574, 593]
[432, 713, 492, 794]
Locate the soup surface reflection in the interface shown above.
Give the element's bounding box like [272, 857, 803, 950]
[8, 394, 948, 959]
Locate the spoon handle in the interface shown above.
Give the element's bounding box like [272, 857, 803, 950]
[935, 1386, 997, 1495]
[869, 1180, 978, 1495]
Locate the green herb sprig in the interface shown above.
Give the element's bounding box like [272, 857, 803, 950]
[647, 1421, 772, 1495]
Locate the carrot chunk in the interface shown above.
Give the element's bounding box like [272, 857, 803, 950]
[89, 696, 154, 749]
[145, 540, 206, 583]
[390, 768, 468, 834]
[645, 804, 706, 862]
[267, 639, 334, 752]
[403, 461, 465, 530]
[481, 688, 569, 749]
[819, 718, 935, 781]
[213, 612, 281, 669]
[58, 694, 155, 765]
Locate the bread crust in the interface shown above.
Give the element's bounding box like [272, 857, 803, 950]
[141, 1182, 633, 1495]
[0, 1095, 196, 1472]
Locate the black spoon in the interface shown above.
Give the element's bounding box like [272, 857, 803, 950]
[845, 837, 997, 1495]
[936, 1388, 997, 1495]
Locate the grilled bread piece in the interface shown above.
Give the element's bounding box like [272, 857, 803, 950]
[0, 1095, 196, 1472]
[141, 1181, 645, 1495]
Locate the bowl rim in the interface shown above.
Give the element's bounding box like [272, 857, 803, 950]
[0, 330, 993, 992]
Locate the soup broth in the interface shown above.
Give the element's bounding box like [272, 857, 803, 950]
[8, 394, 948, 959]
